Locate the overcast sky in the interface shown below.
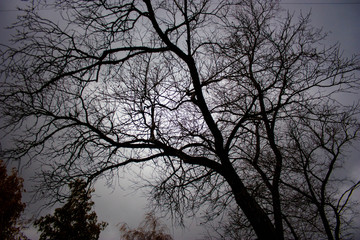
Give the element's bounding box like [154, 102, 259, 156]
[1, 1, 360, 240]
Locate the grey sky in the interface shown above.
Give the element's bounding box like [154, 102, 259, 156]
[1, 1, 360, 239]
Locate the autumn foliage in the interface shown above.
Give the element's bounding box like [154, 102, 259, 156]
[119, 212, 173, 240]
[0, 160, 27, 240]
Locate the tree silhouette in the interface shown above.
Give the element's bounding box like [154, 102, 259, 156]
[0, 160, 28, 240]
[1, 0, 359, 239]
[34, 179, 107, 240]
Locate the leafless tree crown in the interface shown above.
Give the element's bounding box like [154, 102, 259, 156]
[1, 1, 359, 239]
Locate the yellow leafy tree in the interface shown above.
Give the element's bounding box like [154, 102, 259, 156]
[119, 212, 173, 240]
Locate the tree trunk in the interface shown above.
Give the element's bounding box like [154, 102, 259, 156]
[223, 166, 278, 240]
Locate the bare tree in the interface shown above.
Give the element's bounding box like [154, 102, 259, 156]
[0, 1, 359, 239]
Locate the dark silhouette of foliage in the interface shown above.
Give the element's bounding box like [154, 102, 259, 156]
[1, 0, 359, 239]
[34, 179, 107, 240]
[119, 212, 173, 240]
[0, 160, 28, 240]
